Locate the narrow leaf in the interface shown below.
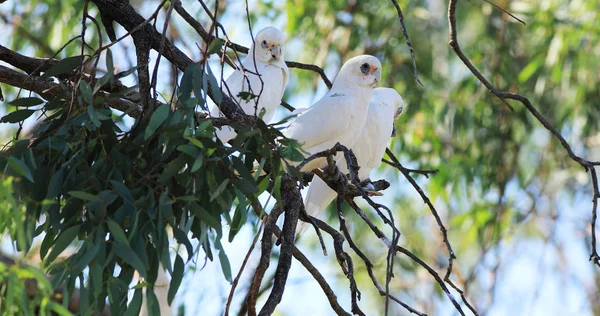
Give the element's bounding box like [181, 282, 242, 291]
[9, 97, 44, 107]
[45, 224, 81, 264]
[114, 244, 147, 279]
[1, 109, 35, 123]
[41, 56, 84, 79]
[167, 255, 184, 305]
[68, 190, 99, 201]
[145, 104, 170, 140]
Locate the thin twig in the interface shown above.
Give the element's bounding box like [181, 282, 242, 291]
[448, 0, 600, 268]
[382, 158, 438, 178]
[225, 218, 265, 316]
[389, 0, 423, 86]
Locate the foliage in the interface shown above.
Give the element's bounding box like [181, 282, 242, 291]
[0, 42, 303, 313]
[0, 261, 71, 315]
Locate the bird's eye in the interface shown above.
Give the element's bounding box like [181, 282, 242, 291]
[261, 40, 268, 49]
[360, 63, 370, 74]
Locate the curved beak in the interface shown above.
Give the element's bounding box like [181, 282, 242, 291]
[270, 45, 282, 61]
[394, 106, 404, 119]
[369, 66, 381, 87]
[369, 64, 378, 74]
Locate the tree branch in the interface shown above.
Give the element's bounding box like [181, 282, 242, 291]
[0, 65, 140, 116]
[447, 0, 600, 267]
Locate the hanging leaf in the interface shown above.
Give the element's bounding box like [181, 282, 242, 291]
[45, 225, 81, 264]
[68, 190, 99, 201]
[113, 244, 148, 279]
[123, 289, 143, 316]
[167, 255, 184, 305]
[144, 104, 170, 140]
[9, 97, 44, 107]
[1, 109, 36, 123]
[7, 156, 34, 182]
[41, 56, 84, 79]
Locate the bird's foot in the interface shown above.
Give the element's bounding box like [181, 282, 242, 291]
[361, 178, 382, 196]
[365, 190, 383, 196]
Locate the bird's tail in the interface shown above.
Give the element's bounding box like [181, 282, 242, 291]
[296, 176, 337, 235]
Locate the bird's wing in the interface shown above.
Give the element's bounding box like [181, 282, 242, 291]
[352, 92, 397, 180]
[284, 94, 353, 152]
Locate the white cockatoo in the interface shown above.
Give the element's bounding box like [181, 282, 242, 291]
[282, 55, 382, 172]
[210, 27, 289, 143]
[297, 87, 405, 234]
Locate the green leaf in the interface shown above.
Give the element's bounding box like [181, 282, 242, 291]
[191, 154, 204, 173]
[518, 56, 542, 83]
[87, 104, 101, 127]
[145, 104, 170, 140]
[172, 228, 193, 261]
[180, 63, 199, 103]
[114, 244, 147, 279]
[145, 288, 160, 316]
[229, 203, 247, 242]
[207, 38, 225, 55]
[124, 289, 143, 316]
[71, 241, 99, 276]
[68, 190, 99, 201]
[210, 179, 230, 201]
[205, 64, 222, 105]
[47, 301, 72, 316]
[158, 155, 186, 182]
[1, 109, 35, 123]
[167, 255, 184, 305]
[41, 56, 84, 79]
[176, 144, 199, 157]
[189, 202, 220, 229]
[237, 91, 257, 101]
[45, 169, 64, 200]
[215, 240, 232, 283]
[106, 49, 115, 78]
[9, 97, 44, 107]
[45, 224, 81, 264]
[7, 156, 34, 182]
[39, 230, 55, 260]
[80, 81, 93, 104]
[110, 180, 135, 205]
[107, 219, 129, 247]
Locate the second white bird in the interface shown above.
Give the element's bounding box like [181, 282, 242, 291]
[297, 87, 405, 234]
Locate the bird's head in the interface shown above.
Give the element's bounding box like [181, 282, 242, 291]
[335, 55, 382, 89]
[374, 87, 405, 118]
[251, 27, 286, 65]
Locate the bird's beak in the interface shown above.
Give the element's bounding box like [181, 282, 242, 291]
[391, 126, 397, 137]
[394, 106, 403, 119]
[369, 64, 378, 74]
[368, 66, 381, 87]
[270, 45, 282, 61]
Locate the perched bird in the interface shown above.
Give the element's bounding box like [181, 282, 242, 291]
[282, 55, 382, 172]
[297, 87, 405, 235]
[210, 26, 289, 143]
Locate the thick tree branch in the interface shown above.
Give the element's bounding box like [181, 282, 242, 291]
[259, 175, 302, 315]
[0, 65, 140, 116]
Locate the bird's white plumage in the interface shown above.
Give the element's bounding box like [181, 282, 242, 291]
[297, 87, 405, 235]
[282, 55, 382, 172]
[210, 27, 289, 143]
